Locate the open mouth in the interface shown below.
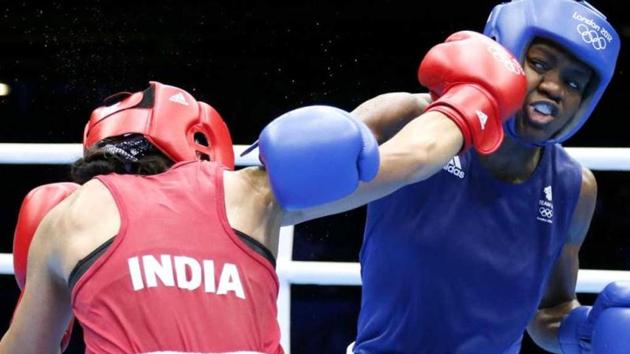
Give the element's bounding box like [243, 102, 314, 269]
[526, 101, 558, 126]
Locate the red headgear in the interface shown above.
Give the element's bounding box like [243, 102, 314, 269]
[83, 81, 235, 169]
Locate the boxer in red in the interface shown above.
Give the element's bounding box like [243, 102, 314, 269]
[1, 82, 380, 354]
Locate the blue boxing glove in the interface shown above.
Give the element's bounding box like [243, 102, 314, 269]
[257, 105, 379, 210]
[591, 307, 630, 354]
[558, 281, 630, 354]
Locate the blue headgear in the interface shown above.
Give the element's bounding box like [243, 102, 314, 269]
[483, 0, 620, 145]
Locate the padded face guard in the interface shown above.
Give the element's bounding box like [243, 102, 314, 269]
[484, 0, 620, 145]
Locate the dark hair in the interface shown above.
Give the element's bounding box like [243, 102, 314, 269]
[70, 144, 174, 184]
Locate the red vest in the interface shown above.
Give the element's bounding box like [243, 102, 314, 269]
[71, 161, 282, 354]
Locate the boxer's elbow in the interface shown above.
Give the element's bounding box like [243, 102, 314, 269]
[353, 92, 429, 144]
[527, 300, 577, 353]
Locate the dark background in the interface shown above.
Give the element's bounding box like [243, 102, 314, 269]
[1, 1, 629, 353]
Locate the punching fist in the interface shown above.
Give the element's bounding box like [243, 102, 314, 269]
[418, 30, 527, 154]
[559, 281, 630, 354]
[258, 105, 379, 210]
[13, 182, 80, 351]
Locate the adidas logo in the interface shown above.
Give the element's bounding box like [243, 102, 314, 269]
[476, 110, 488, 130]
[169, 92, 189, 106]
[443, 156, 465, 179]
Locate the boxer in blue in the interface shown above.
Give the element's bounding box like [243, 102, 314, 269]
[343, 1, 628, 353]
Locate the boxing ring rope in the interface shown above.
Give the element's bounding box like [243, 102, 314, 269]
[1, 144, 630, 353]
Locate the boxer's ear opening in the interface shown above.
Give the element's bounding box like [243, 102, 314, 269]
[194, 132, 210, 161]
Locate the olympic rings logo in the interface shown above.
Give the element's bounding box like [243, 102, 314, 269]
[539, 207, 553, 219]
[577, 24, 607, 50]
[486, 45, 525, 76]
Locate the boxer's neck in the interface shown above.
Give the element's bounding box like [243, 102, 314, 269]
[477, 135, 543, 184]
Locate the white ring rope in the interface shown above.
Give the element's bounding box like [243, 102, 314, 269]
[1, 143, 630, 353]
[0, 143, 263, 166]
[0, 144, 629, 170]
[1, 144, 629, 288]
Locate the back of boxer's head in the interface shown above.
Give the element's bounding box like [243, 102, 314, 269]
[70, 81, 236, 183]
[83, 81, 235, 168]
[70, 134, 174, 184]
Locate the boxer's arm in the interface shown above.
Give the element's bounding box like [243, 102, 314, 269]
[282, 110, 463, 225]
[12, 183, 79, 351]
[0, 201, 74, 354]
[282, 31, 525, 224]
[527, 167, 597, 353]
[352, 92, 432, 144]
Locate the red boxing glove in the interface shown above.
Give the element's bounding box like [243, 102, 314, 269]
[418, 31, 527, 154]
[13, 182, 80, 352]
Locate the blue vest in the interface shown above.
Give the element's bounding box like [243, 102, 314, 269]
[355, 145, 582, 354]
